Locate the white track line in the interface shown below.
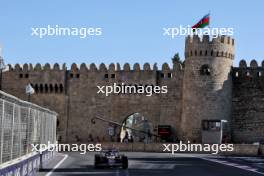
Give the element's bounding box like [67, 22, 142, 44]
[45, 154, 68, 176]
[200, 157, 264, 175]
[115, 169, 120, 176]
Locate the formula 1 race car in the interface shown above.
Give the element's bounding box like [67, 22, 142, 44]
[94, 149, 128, 169]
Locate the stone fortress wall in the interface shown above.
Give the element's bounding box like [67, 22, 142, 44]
[232, 60, 264, 143]
[181, 35, 235, 142]
[2, 35, 264, 144]
[3, 61, 183, 143]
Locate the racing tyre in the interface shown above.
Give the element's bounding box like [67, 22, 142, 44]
[94, 154, 101, 168]
[122, 156, 128, 169]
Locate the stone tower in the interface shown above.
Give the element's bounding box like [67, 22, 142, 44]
[181, 35, 235, 142]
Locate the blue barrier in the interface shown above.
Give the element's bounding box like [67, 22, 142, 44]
[0, 151, 54, 176]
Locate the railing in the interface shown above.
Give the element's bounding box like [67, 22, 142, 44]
[0, 91, 57, 165]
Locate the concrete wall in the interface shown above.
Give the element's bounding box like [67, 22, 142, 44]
[0, 150, 54, 176]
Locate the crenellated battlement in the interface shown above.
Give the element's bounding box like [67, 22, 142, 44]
[185, 35, 235, 46]
[3, 34, 264, 145]
[8, 63, 67, 71]
[185, 35, 235, 59]
[182, 34, 237, 142]
[232, 60, 264, 78]
[7, 62, 183, 72]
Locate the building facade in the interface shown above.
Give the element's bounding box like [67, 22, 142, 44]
[2, 35, 264, 143]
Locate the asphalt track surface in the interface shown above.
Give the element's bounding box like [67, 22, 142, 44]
[38, 152, 264, 176]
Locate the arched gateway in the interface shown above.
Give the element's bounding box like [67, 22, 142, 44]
[120, 113, 153, 143]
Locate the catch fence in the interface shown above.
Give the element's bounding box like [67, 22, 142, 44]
[0, 91, 57, 165]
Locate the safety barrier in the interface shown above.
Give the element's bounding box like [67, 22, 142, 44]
[0, 91, 57, 165]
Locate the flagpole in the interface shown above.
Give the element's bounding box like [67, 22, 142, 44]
[208, 11, 211, 39]
[208, 11, 211, 29]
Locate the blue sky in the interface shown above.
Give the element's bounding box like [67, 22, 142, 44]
[0, 0, 263, 67]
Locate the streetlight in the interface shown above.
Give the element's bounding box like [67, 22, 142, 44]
[0, 47, 6, 91]
[26, 83, 35, 102]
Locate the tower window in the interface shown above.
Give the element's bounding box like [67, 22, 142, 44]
[104, 74, 108, 78]
[34, 84, 39, 93]
[200, 64, 211, 76]
[160, 73, 164, 78]
[50, 84, 53, 93]
[39, 84, 43, 93]
[45, 84, 48, 93]
[55, 84, 58, 93]
[221, 37, 225, 43]
[76, 74, 80, 78]
[111, 74, 115, 78]
[25, 74, 29, 78]
[168, 73, 172, 78]
[246, 72, 250, 76]
[59, 84, 63, 93]
[19, 74, 23, 78]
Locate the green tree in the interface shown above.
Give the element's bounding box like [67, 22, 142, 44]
[172, 53, 182, 64]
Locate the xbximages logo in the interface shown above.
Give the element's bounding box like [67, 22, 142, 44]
[97, 83, 168, 96]
[31, 25, 102, 38]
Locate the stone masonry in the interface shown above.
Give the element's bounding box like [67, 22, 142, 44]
[2, 35, 264, 143]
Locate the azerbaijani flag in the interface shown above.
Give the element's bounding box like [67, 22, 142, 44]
[192, 14, 210, 29]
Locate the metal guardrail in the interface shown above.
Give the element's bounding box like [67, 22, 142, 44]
[0, 91, 57, 165]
